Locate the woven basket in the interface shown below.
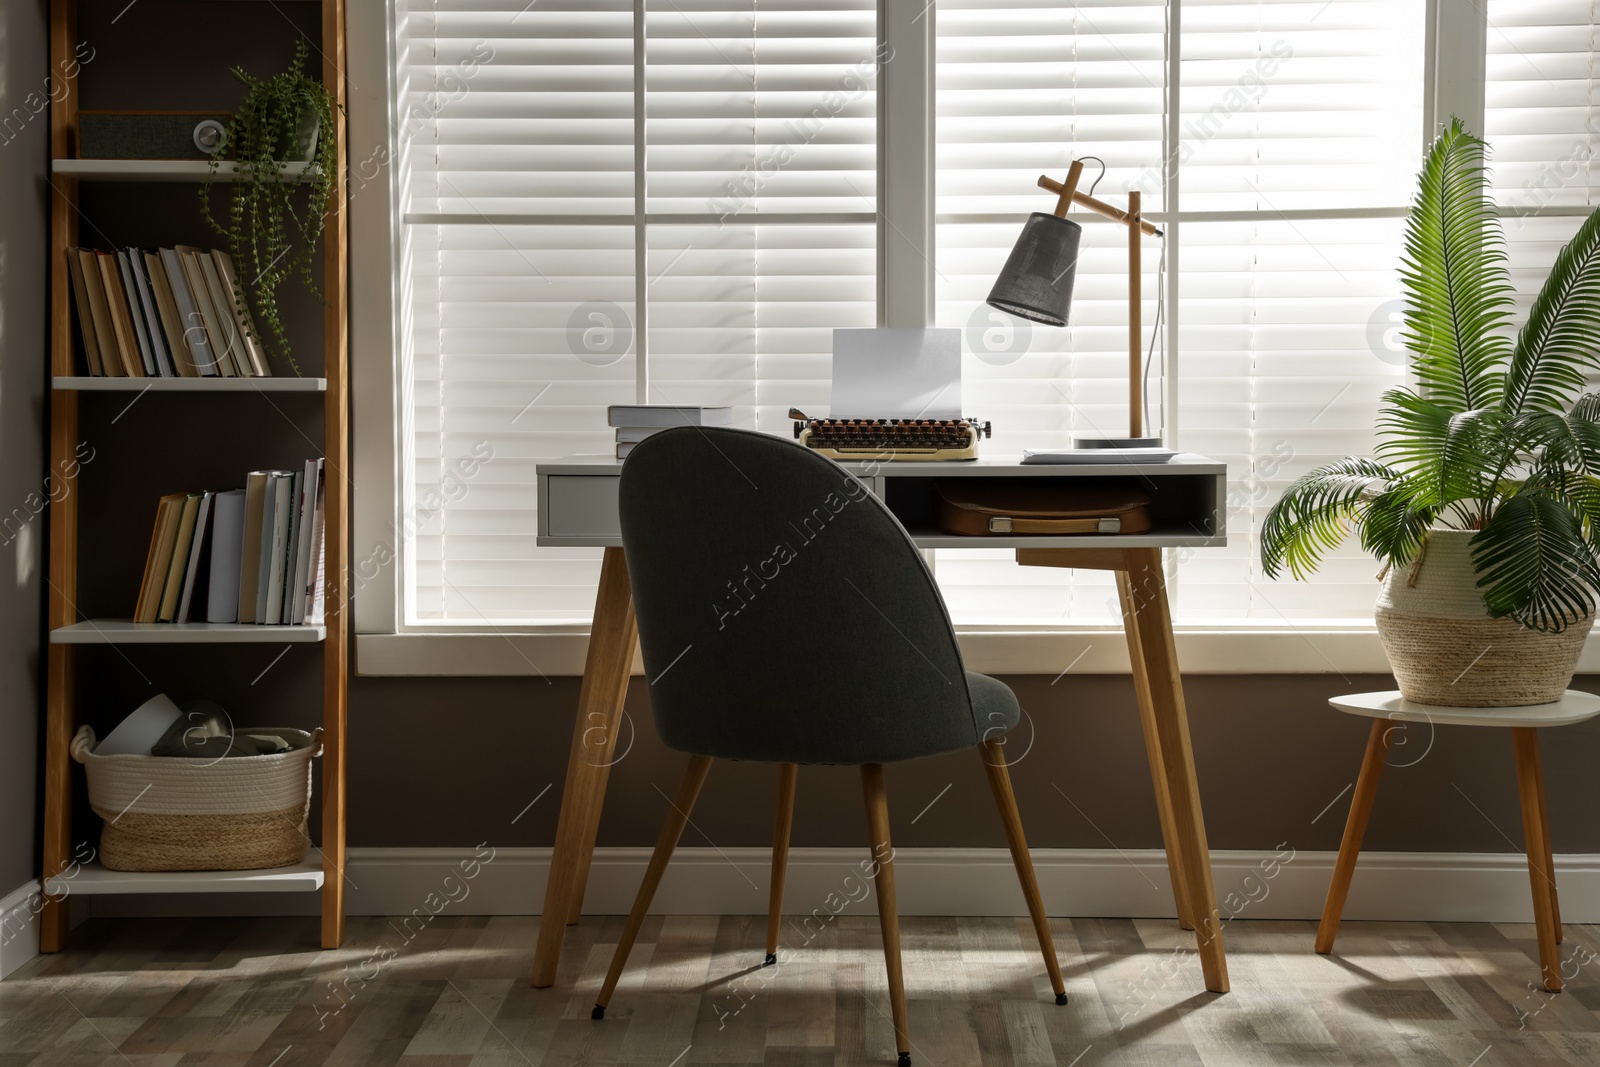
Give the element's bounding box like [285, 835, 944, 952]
[71, 724, 322, 872]
[1375, 530, 1593, 707]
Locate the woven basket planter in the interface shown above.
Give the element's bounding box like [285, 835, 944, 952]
[1375, 530, 1592, 707]
[72, 724, 322, 872]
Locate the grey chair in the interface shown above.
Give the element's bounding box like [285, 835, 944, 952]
[591, 426, 1066, 1066]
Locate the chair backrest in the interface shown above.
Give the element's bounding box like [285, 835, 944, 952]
[618, 427, 980, 764]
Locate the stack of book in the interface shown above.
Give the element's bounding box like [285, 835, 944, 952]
[607, 405, 734, 458]
[134, 460, 327, 626]
[65, 246, 272, 378]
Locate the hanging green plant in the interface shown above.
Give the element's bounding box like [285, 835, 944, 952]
[200, 39, 338, 376]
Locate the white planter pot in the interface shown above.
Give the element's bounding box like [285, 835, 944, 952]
[1374, 530, 1592, 707]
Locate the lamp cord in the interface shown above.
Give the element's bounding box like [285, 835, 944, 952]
[1144, 237, 1165, 435]
[1077, 155, 1107, 197]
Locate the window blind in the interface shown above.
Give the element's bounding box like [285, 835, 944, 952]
[1487, 1, 1599, 348]
[1171, 0, 1425, 623]
[400, 0, 875, 624]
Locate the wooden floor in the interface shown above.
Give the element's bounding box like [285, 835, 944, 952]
[3, 913, 1598, 1066]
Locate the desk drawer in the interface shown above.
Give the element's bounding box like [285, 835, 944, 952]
[545, 476, 622, 539]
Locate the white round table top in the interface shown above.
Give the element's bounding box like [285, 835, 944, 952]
[1329, 690, 1600, 729]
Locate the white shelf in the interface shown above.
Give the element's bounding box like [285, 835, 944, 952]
[44, 861, 324, 897]
[52, 159, 321, 183]
[50, 621, 326, 645]
[54, 376, 326, 393]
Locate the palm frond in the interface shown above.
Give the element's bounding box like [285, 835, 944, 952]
[1399, 117, 1515, 412]
[1375, 388, 1503, 506]
[1503, 207, 1600, 417]
[1359, 480, 1437, 567]
[1260, 458, 1398, 580]
[1470, 486, 1600, 631]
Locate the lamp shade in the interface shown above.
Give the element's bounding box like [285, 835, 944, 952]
[985, 212, 1083, 327]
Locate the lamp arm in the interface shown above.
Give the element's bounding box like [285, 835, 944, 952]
[1037, 175, 1164, 238]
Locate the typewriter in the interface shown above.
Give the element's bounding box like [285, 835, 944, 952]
[789, 409, 992, 461]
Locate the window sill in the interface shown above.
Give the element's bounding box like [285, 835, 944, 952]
[352, 624, 1568, 677]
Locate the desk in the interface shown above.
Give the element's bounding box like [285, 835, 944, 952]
[530, 453, 1232, 994]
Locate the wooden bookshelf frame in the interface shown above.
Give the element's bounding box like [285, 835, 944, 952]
[40, 0, 350, 951]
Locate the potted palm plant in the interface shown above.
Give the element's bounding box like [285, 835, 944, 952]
[1261, 118, 1600, 707]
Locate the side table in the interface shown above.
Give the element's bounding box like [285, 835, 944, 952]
[1316, 690, 1600, 992]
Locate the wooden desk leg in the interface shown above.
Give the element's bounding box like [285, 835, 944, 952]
[1315, 718, 1391, 954]
[1116, 569, 1194, 932]
[1121, 548, 1229, 993]
[531, 546, 638, 988]
[1513, 727, 1563, 992]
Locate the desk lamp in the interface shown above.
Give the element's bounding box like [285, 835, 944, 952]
[986, 159, 1165, 449]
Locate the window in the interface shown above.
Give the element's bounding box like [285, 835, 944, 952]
[367, 0, 1600, 652]
[398, 0, 876, 623]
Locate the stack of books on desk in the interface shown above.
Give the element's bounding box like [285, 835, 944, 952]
[607, 405, 733, 458]
[65, 246, 272, 378]
[134, 459, 326, 626]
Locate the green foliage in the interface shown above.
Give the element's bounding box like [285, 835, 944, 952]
[1260, 119, 1600, 632]
[200, 40, 338, 376]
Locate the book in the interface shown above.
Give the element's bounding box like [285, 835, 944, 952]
[606, 405, 734, 428]
[145, 252, 196, 377]
[616, 440, 638, 459]
[160, 247, 217, 376]
[127, 249, 175, 377]
[65, 249, 104, 376]
[134, 493, 186, 623]
[96, 252, 143, 377]
[237, 472, 271, 623]
[211, 251, 271, 377]
[157, 493, 202, 622]
[277, 468, 304, 623]
[177, 248, 235, 376]
[197, 251, 250, 377]
[305, 467, 327, 625]
[615, 426, 670, 444]
[1019, 447, 1178, 465]
[176, 491, 214, 621]
[78, 250, 122, 377]
[263, 473, 294, 623]
[116, 250, 158, 376]
[206, 489, 247, 623]
[290, 458, 323, 624]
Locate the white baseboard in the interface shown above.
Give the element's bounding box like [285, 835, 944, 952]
[0, 880, 43, 980]
[83, 846, 1600, 926]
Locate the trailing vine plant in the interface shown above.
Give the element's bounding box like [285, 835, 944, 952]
[200, 40, 338, 376]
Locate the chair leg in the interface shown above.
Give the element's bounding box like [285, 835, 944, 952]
[592, 755, 713, 1018]
[979, 739, 1068, 1005]
[861, 764, 911, 1067]
[767, 762, 798, 966]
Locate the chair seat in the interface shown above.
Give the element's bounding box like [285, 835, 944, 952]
[966, 672, 1022, 740]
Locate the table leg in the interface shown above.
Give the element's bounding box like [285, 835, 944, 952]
[1533, 745, 1561, 944]
[1512, 727, 1563, 992]
[531, 546, 638, 988]
[1116, 569, 1195, 932]
[1121, 548, 1229, 994]
[1315, 718, 1391, 954]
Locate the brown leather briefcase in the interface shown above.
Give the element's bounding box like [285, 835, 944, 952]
[934, 480, 1153, 536]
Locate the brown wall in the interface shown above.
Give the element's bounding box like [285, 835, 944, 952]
[29, 0, 1600, 875]
[0, 0, 50, 895]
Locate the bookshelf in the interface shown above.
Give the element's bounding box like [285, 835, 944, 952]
[41, 0, 349, 948]
[52, 159, 323, 183]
